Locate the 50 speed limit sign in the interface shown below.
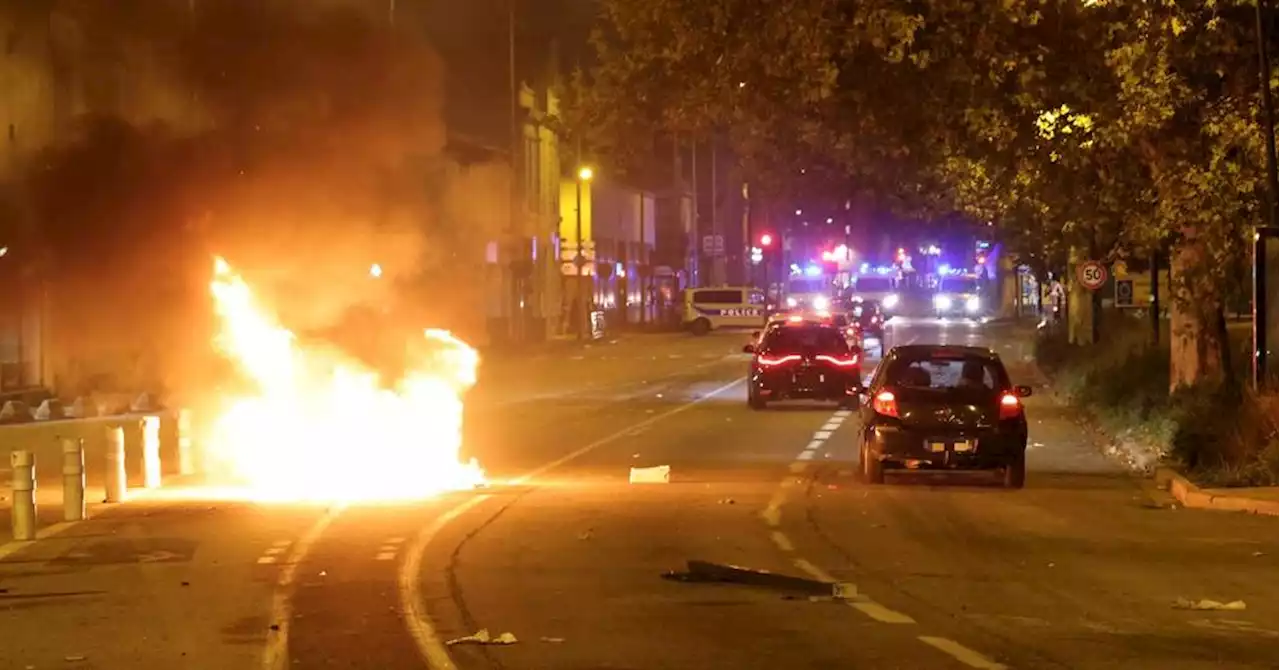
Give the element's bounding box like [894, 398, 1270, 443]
[1077, 261, 1108, 291]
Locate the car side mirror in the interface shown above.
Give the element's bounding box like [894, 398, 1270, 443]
[742, 344, 755, 354]
[1015, 385, 1033, 398]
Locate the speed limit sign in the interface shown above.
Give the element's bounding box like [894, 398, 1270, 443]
[1077, 261, 1108, 291]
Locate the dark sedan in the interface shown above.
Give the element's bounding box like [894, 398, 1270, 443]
[743, 320, 863, 410]
[856, 344, 1032, 488]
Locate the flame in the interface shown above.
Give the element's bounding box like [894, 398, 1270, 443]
[204, 256, 485, 502]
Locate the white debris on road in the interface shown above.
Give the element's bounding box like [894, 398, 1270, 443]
[630, 465, 671, 483]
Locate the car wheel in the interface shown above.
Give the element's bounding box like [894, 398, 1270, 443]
[861, 442, 884, 484]
[748, 390, 767, 410]
[1003, 452, 1026, 489]
[689, 318, 711, 336]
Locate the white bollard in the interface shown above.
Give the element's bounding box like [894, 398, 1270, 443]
[140, 416, 161, 489]
[61, 437, 85, 522]
[176, 409, 195, 476]
[104, 426, 127, 503]
[10, 450, 36, 540]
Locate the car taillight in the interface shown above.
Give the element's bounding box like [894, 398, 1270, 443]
[758, 354, 802, 366]
[846, 327, 857, 337]
[999, 392, 1022, 419]
[816, 353, 859, 367]
[872, 390, 899, 417]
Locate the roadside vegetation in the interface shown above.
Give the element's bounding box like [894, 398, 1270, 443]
[1036, 314, 1278, 487]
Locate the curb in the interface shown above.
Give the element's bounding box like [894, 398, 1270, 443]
[1154, 467, 1279, 516]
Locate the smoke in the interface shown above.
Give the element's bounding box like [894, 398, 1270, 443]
[8, 1, 510, 397]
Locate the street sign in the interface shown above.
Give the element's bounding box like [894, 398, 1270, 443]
[1115, 279, 1134, 306]
[1078, 261, 1108, 291]
[702, 235, 725, 256]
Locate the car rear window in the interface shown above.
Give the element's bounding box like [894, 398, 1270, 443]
[884, 351, 1008, 391]
[762, 325, 848, 354]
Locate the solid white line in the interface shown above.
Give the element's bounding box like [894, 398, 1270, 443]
[796, 451, 816, 461]
[814, 430, 833, 440]
[918, 636, 1008, 669]
[400, 375, 747, 670]
[261, 505, 345, 670]
[770, 531, 794, 552]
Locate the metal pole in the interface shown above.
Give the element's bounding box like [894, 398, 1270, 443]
[141, 416, 161, 489]
[10, 450, 36, 540]
[639, 194, 647, 327]
[176, 408, 195, 476]
[1253, 0, 1277, 386]
[1150, 250, 1161, 345]
[574, 136, 586, 341]
[104, 425, 127, 503]
[61, 437, 85, 522]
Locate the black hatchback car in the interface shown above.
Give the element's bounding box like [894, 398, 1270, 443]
[743, 320, 863, 410]
[857, 345, 1032, 488]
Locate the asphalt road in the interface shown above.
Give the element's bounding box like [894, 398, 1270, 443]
[0, 319, 1275, 669]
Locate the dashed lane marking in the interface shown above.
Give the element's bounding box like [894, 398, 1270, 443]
[813, 430, 833, 440]
[256, 540, 293, 565]
[376, 537, 406, 561]
[919, 636, 1008, 669]
[796, 450, 816, 461]
[770, 531, 794, 552]
[401, 376, 747, 670]
[805, 439, 825, 450]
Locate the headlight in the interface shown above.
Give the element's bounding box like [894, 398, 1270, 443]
[934, 294, 953, 310]
[882, 294, 899, 308]
[965, 296, 980, 312]
[812, 296, 830, 310]
[786, 297, 798, 308]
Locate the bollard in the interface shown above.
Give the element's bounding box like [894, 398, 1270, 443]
[104, 425, 127, 503]
[61, 437, 86, 522]
[176, 409, 195, 476]
[10, 450, 36, 541]
[140, 416, 161, 489]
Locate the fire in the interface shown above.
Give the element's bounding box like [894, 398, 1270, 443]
[204, 257, 485, 502]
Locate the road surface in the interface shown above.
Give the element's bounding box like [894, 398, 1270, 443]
[0, 319, 1275, 669]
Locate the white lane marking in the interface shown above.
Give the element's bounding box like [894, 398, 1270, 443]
[822, 422, 842, 431]
[796, 450, 816, 461]
[793, 557, 837, 583]
[257, 556, 277, 565]
[788, 462, 808, 474]
[761, 486, 787, 527]
[919, 636, 1008, 669]
[853, 601, 917, 624]
[833, 410, 852, 418]
[386, 537, 406, 545]
[813, 430, 833, 440]
[261, 505, 345, 670]
[805, 439, 825, 450]
[400, 376, 747, 670]
[375, 551, 398, 561]
[271, 539, 292, 548]
[770, 531, 794, 552]
[264, 546, 287, 556]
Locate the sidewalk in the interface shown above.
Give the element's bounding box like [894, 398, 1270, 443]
[0, 479, 107, 547]
[1156, 467, 1280, 516]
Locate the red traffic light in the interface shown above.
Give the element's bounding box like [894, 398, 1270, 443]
[760, 233, 774, 247]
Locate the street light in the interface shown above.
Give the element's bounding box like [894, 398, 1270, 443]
[760, 233, 773, 247]
[574, 165, 595, 340]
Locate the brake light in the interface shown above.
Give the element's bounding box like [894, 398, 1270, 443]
[872, 390, 899, 417]
[816, 353, 859, 367]
[758, 354, 802, 366]
[999, 392, 1022, 419]
[846, 326, 856, 337]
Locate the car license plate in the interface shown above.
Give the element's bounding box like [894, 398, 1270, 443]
[927, 440, 973, 453]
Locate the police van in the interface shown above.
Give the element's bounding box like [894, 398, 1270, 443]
[682, 286, 767, 335]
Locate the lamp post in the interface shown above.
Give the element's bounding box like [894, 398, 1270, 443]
[575, 163, 594, 341]
[1253, 0, 1278, 387]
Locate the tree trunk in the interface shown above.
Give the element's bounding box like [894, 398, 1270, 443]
[1168, 237, 1222, 391]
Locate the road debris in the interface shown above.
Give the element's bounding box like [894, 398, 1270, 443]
[662, 559, 855, 599]
[1172, 598, 1246, 611]
[446, 629, 519, 646]
[718, 498, 736, 504]
[630, 465, 671, 484]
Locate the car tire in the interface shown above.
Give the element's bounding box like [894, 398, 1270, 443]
[1003, 453, 1026, 489]
[861, 442, 884, 484]
[748, 390, 767, 410]
[689, 318, 711, 336]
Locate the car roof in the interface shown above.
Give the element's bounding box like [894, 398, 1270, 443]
[886, 344, 999, 360]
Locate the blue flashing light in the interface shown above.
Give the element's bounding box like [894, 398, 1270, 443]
[938, 263, 952, 275]
[859, 262, 870, 273]
[875, 266, 891, 275]
[804, 265, 822, 277]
